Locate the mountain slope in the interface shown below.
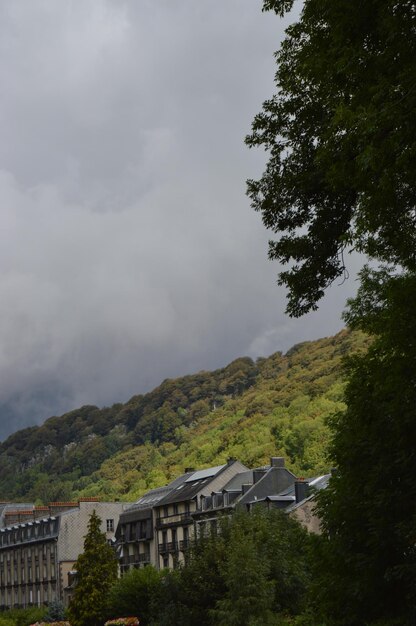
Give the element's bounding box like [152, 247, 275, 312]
[0, 329, 369, 502]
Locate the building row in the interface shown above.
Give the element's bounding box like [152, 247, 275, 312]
[0, 457, 329, 609]
[116, 456, 329, 573]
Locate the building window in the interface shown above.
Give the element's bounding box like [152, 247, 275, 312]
[106, 519, 114, 532]
[139, 520, 147, 538]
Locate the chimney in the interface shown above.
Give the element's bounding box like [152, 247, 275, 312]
[241, 483, 252, 495]
[227, 457, 236, 466]
[253, 469, 266, 483]
[331, 467, 338, 476]
[270, 457, 285, 468]
[294, 479, 309, 503]
[185, 467, 195, 473]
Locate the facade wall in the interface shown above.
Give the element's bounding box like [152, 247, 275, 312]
[0, 518, 59, 609]
[289, 500, 322, 534]
[0, 501, 130, 609]
[119, 513, 154, 573]
[200, 462, 247, 504]
[57, 501, 126, 561]
[155, 501, 193, 569]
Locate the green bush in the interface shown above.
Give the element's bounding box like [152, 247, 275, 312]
[1, 607, 48, 626]
[0, 616, 17, 626]
[106, 566, 163, 626]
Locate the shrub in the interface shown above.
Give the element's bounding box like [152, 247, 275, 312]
[104, 619, 139, 626]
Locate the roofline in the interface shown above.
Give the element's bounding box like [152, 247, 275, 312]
[237, 465, 296, 502]
[155, 459, 247, 506]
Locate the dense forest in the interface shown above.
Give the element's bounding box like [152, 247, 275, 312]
[0, 329, 368, 503]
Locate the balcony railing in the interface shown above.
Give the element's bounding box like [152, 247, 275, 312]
[156, 513, 193, 528]
[158, 541, 179, 554]
[179, 539, 190, 551]
[121, 553, 151, 566]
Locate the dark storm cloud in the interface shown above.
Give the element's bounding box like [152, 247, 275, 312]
[0, 0, 359, 439]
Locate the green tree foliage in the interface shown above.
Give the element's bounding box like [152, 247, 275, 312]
[0, 330, 367, 502]
[0, 356, 261, 501]
[312, 270, 416, 626]
[246, 0, 416, 317]
[0, 607, 48, 626]
[43, 599, 66, 622]
[247, 1, 416, 623]
[213, 521, 277, 626]
[67, 511, 118, 626]
[106, 566, 162, 626]
[159, 525, 228, 626]
[154, 508, 311, 626]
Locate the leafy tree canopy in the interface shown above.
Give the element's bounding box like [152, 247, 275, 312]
[246, 0, 416, 316]
[246, 2, 416, 623]
[312, 270, 416, 626]
[106, 566, 163, 626]
[152, 508, 311, 626]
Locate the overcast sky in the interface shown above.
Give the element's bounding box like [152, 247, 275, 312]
[0, 0, 361, 440]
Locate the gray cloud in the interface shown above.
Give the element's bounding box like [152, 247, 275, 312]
[0, 0, 359, 439]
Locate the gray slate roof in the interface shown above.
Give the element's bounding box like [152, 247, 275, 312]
[156, 464, 228, 506]
[118, 472, 196, 523]
[237, 465, 297, 505]
[222, 470, 254, 491]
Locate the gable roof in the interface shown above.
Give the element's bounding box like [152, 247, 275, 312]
[222, 470, 254, 491]
[237, 465, 297, 505]
[156, 463, 231, 506]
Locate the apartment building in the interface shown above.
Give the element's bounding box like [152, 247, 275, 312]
[117, 459, 248, 572]
[116, 482, 184, 574]
[153, 459, 248, 569]
[0, 498, 130, 609]
[115, 457, 330, 574]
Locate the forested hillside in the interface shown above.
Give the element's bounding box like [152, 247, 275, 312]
[0, 329, 368, 503]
